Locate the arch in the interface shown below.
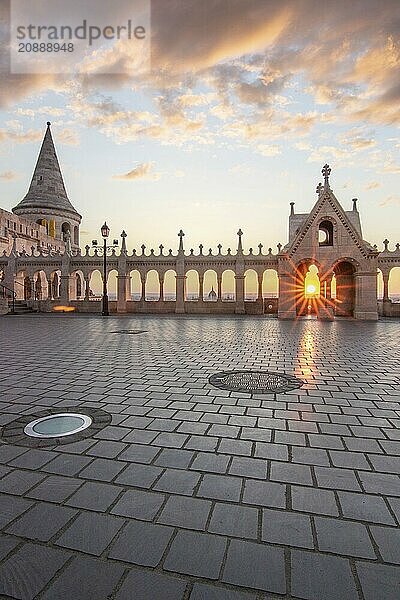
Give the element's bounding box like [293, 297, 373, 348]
[24, 276, 32, 300]
[262, 269, 278, 298]
[295, 261, 321, 316]
[89, 270, 103, 299]
[61, 222, 71, 241]
[33, 270, 48, 300]
[48, 270, 61, 300]
[222, 269, 235, 301]
[36, 218, 49, 234]
[185, 270, 199, 300]
[388, 267, 400, 301]
[107, 269, 118, 300]
[244, 269, 258, 301]
[203, 270, 217, 301]
[334, 260, 356, 316]
[163, 270, 177, 301]
[129, 270, 141, 300]
[318, 219, 334, 247]
[145, 270, 160, 301]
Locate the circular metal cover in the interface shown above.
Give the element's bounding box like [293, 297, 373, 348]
[209, 370, 303, 394]
[24, 413, 92, 438]
[110, 330, 147, 335]
[1, 407, 111, 448]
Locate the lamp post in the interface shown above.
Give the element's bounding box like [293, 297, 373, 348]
[101, 222, 110, 316]
[92, 222, 118, 317]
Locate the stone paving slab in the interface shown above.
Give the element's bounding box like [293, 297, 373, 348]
[0, 315, 399, 599]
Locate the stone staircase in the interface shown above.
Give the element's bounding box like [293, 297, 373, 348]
[7, 299, 38, 315]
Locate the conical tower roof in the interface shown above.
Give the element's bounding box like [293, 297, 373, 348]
[13, 122, 81, 218]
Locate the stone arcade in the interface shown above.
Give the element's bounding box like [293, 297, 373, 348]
[1, 123, 399, 319]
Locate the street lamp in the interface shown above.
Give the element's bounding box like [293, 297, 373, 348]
[92, 222, 118, 316]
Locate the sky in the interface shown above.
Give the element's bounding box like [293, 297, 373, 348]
[0, 0, 399, 294]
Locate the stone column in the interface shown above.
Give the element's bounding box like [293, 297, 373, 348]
[140, 275, 146, 302]
[217, 276, 222, 301]
[235, 275, 245, 314]
[319, 274, 334, 321]
[117, 275, 130, 313]
[382, 270, 390, 302]
[68, 274, 77, 301]
[257, 273, 263, 301]
[59, 275, 72, 303]
[198, 274, 204, 301]
[381, 269, 391, 317]
[277, 273, 296, 319]
[84, 274, 90, 301]
[159, 276, 164, 301]
[175, 275, 186, 313]
[354, 272, 378, 320]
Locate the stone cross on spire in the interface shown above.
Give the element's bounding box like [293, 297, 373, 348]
[120, 230, 127, 254]
[322, 164, 331, 187]
[178, 229, 185, 253]
[237, 228, 243, 253]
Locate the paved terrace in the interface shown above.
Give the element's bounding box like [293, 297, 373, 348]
[0, 315, 399, 600]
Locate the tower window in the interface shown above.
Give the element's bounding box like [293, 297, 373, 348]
[318, 220, 334, 247]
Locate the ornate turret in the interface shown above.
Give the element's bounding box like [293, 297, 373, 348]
[12, 122, 81, 248]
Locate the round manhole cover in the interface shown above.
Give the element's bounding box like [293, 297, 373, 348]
[110, 330, 147, 335]
[209, 370, 303, 394]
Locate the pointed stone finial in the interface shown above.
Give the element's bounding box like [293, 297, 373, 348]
[159, 244, 164, 255]
[47, 121, 51, 127]
[396, 243, 400, 251]
[121, 230, 127, 254]
[268, 247, 272, 254]
[290, 202, 295, 215]
[85, 244, 90, 256]
[208, 248, 213, 255]
[352, 198, 358, 212]
[199, 244, 203, 255]
[258, 243, 263, 255]
[217, 244, 222, 254]
[132, 248, 137, 256]
[322, 164, 331, 187]
[168, 249, 173, 255]
[249, 248, 253, 255]
[227, 248, 231, 255]
[316, 182, 323, 195]
[383, 239, 389, 251]
[150, 249, 154, 255]
[190, 248, 194, 255]
[237, 229, 243, 253]
[141, 244, 146, 255]
[178, 229, 185, 253]
[277, 243, 282, 253]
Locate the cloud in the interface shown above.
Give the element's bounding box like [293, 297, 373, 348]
[0, 170, 18, 181]
[256, 144, 281, 156]
[379, 195, 400, 207]
[113, 162, 160, 181]
[365, 181, 380, 190]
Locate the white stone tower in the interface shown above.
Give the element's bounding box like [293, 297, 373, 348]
[12, 122, 81, 249]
